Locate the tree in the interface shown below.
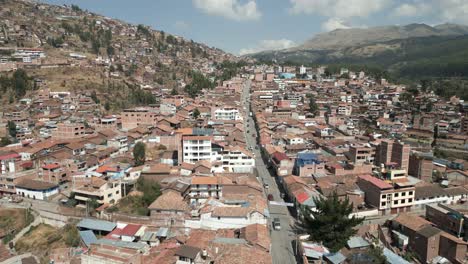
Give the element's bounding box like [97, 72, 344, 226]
[367, 245, 387, 264]
[0, 137, 11, 147]
[104, 101, 111, 111]
[308, 95, 318, 116]
[133, 142, 146, 166]
[300, 192, 364, 252]
[136, 177, 161, 206]
[171, 88, 178, 95]
[7, 121, 16, 138]
[193, 108, 200, 119]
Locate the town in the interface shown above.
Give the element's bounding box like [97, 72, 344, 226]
[0, 1, 468, 264]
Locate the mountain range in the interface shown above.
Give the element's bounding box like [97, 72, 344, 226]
[249, 23, 468, 79]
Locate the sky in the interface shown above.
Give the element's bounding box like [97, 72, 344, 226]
[43, 0, 468, 55]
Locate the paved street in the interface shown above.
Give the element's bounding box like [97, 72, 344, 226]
[241, 79, 298, 264]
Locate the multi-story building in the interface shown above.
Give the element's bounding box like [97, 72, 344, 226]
[107, 136, 129, 154]
[212, 107, 241, 121]
[189, 176, 223, 205]
[375, 140, 410, 171]
[358, 174, 415, 215]
[349, 145, 375, 164]
[408, 151, 433, 182]
[216, 147, 255, 173]
[182, 135, 213, 164]
[52, 122, 86, 140]
[73, 177, 122, 206]
[121, 108, 158, 130]
[426, 203, 468, 241]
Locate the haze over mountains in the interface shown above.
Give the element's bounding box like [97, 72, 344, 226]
[293, 23, 468, 51]
[248, 23, 468, 79]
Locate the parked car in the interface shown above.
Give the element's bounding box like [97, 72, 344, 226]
[267, 194, 274, 201]
[263, 183, 269, 189]
[273, 218, 281, 230]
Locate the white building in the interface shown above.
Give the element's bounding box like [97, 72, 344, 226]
[182, 135, 213, 164]
[189, 176, 223, 205]
[216, 147, 255, 173]
[107, 136, 128, 154]
[299, 65, 307, 75]
[213, 107, 241, 121]
[16, 179, 59, 200]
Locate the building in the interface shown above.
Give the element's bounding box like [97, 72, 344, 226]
[52, 122, 86, 139]
[15, 179, 59, 200]
[212, 107, 241, 121]
[357, 174, 415, 214]
[294, 153, 324, 177]
[408, 151, 433, 182]
[216, 147, 255, 173]
[375, 140, 410, 171]
[121, 108, 158, 130]
[182, 135, 213, 164]
[426, 203, 468, 241]
[189, 176, 223, 205]
[349, 145, 375, 165]
[73, 177, 122, 206]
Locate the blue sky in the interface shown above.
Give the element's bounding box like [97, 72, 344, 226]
[43, 0, 468, 55]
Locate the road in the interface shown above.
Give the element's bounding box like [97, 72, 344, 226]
[241, 79, 298, 264]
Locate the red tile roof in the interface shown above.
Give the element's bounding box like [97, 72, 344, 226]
[359, 175, 392, 189]
[120, 224, 142, 236]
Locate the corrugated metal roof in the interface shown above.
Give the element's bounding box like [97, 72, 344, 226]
[156, 227, 169, 237]
[77, 218, 116, 232]
[79, 230, 97, 247]
[347, 236, 370, 249]
[324, 252, 346, 264]
[96, 238, 149, 250]
[383, 247, 411, 264]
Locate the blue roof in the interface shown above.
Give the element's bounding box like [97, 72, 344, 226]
[79, 230, 97, 247]
[324, 252, 346, 264]
[77, 218, 116, 232]
[383, 247, 411, 264]
[347, 236, 370, 249]
[296, 152, 320, 167]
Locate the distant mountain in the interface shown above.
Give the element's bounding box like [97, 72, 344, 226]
[293, 23, 468, 51]
[249, 23, 468, 79]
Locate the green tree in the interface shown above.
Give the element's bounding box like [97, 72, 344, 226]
[171, 88, 178, 95]
[7, 121, 16, 138]
[104, 101, 111, 111]
[62, 224, 80, 247]
[367, 245, 387, 264]
[0, 137, 11, 147]
[136, 177, 161, 206]
[300, 192, 364, 252]
[133, 142, 146, 166]
[193, 108, 200, 119]
[307, 95, 318, 116]
[88, 198, 100, 211]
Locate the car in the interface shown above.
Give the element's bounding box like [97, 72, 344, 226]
[247, 130, 250, 133]
[254, 146, 258, 149]
[263, 183, 269, 189]
[273, 218, 281, 230]
[267, 194, 274, 201]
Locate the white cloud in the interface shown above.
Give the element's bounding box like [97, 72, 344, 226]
[322, 18, 351, 31]
[193, 0, 261, 21]
[391, 0, 468, 24]
[392, 2, 431, 17]
[289, 0, 389, 19]
[174, 21, 190, 30]
[239, 39, 297, 55]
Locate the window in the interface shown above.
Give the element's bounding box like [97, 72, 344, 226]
[401, 192, 405, 196]
[394, 200, 399, 205]
[408, 198, 413, 203]
[401, 199, 405, 204]
[381, 202, 386, 206]
[381, 194, 386, 199]
[394, 193, 399, 197]
[409, 191, 413, 195]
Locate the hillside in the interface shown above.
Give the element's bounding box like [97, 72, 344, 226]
[249, 23, 468, 79]
[0, 0, 238, 107]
